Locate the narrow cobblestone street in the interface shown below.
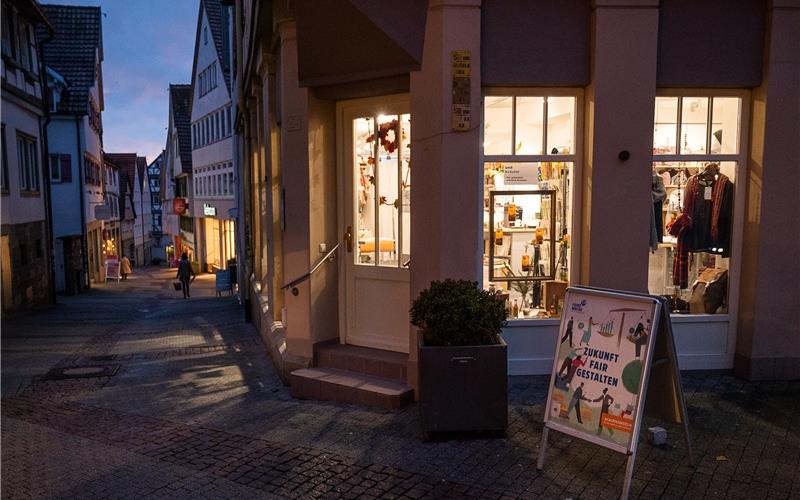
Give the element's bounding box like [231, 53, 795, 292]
[2, 267, 799, 499]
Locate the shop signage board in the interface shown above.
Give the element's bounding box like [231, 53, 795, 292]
[95, 204, 111, 220]
[173, 198, 187, 215]
[104, 258, 121, 283]
[203, 203, 217, 217]
[502, 163, 538, 185]
[215, 269, 232, 295]
[537, 286, 693, 500]
[451, 50, 471, 131]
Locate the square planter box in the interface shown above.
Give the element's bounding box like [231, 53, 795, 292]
[418, 337, 508, 435]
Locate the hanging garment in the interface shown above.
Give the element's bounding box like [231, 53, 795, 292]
[669, 173, 734, 288]
[651, 173, 666, 250]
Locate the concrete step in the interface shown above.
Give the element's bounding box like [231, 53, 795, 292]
[315, 342, 408, 383]
[290, 367, 414, 410]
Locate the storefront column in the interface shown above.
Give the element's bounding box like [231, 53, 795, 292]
[581, 0, 659, 292]
[278, 20, 314, 362]
[736, 0, 800, 380]
[409, 0, 483, 389]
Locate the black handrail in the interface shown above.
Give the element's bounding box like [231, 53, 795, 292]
[281, 243, 340, 296]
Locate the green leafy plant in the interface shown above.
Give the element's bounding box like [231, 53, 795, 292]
[410, 279, 507, 346]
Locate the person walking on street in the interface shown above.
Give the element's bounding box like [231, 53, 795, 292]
[120, 255, 132, 281]
[176, 253, 195, 299]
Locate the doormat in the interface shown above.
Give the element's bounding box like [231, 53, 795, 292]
[41, 364, 120, 380]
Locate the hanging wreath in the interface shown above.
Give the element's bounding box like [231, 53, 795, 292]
[366, 119, 399, 153]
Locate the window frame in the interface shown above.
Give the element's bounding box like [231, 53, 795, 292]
[651, 88, 750, 321]
[1, 123, 8, 193]
[16, 131, 39, 194]
[49, 153, 61, 182]
[481, 88, 584, 322]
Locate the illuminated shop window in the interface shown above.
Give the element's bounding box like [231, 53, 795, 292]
[483, 94, 577, 320]
[649, 95, 742, 315]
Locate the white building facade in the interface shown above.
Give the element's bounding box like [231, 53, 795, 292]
[39, 4, 106, 289]
[1, 0, 53, 310]
[189, 0, 236, 272]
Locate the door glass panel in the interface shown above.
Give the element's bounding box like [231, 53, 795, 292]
[680, 97, 708, 154]
[400, 113, 411, 266]
[354, 116, 375, 265]
[377, 115, 400, 267]
[353, 112, 411, 268]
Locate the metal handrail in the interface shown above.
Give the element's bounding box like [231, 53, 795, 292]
[281, 243, 340, 296]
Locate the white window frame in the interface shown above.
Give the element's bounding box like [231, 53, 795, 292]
[481, 88, 584, 323]
[652, 89, 750, 322]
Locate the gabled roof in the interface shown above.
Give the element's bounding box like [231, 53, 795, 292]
[190, 0, 232, 97]
[37, 4, 102, 114]
[169, 84, 193, 172]
[105, 153, 137, 220]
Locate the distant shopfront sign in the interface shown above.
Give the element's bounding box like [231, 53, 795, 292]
[203, 203, 217, 217]
[95, 204, 112, 220]
[173, 198, 187, 215]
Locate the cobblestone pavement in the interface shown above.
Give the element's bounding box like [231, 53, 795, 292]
[2, 267, 799, 499]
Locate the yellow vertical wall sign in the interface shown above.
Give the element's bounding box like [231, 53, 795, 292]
[451, 50, 471, 131]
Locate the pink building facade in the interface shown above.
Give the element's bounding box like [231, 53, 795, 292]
[236, 0, 800, 404]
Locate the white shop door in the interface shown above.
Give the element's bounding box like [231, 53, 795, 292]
[339, 96, 411, 353]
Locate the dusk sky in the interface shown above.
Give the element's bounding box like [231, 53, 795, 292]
[42, 0, 200, 163]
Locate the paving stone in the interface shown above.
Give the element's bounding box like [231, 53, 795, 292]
[2, 267, 800, 499]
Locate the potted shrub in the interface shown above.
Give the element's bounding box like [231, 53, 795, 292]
[411, 279, 508, 436]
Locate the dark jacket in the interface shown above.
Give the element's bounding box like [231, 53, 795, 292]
[176, 259, 194, 280]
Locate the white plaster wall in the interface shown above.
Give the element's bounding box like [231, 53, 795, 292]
[1, 101, 47, 225]
[48, 116, 83, 238]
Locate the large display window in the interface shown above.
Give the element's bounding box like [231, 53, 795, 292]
[482, 93, 579, 320]
[649, 95, 744, 316]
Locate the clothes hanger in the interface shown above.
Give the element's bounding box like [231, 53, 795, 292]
[702, 162, 720, 179]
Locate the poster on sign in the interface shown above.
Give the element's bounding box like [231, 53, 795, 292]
[544, 289, 657, 450]
[105, 258, 121, 282]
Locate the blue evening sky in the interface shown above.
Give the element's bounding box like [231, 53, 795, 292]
[42, 0, 200, 163]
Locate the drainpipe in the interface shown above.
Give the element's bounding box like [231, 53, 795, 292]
[38, 25, 56, 304]
[76, 116, 89, 290]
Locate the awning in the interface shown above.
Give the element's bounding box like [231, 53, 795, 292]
[294, 0, 428, 88]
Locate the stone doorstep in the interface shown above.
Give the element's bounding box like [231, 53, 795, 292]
[290, 367, 414, 410]
[315, 343, 408, 383]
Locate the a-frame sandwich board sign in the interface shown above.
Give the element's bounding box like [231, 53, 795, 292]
[537, 286, 693, 500]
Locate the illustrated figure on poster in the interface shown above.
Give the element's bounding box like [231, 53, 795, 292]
[579, 317, 599, 346]
[568, 382, 589, 424]
[593, 387, 615, 436]
[560, 316, 575, 347]
[565, 354, 587, 386]
[628, 318, 651, 358]
[557, 347, 583, 378]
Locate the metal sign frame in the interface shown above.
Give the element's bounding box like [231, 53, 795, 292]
[537, 286, 693, 500]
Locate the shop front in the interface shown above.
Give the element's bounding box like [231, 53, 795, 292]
[241, 0, 799, 392]
[199, 209, 236, 272]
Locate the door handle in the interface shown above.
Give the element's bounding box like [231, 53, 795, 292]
[345, 226, 353, 253]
